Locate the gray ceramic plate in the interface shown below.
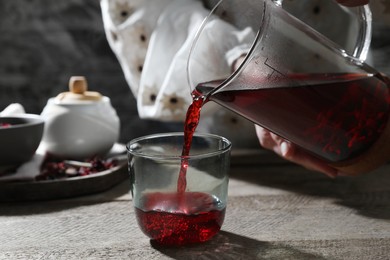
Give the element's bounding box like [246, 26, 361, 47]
[0, 162, 128, 202]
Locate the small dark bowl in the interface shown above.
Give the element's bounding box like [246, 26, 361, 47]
[0, 114, 44, 167]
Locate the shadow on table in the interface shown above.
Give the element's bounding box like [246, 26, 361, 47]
[151, 231, 326, 260]
[229, 162, 390, 220]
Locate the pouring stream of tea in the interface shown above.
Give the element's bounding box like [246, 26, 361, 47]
[177, 94, 204, 194]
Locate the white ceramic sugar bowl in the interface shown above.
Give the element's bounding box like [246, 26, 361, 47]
[40, 76, 120, 159]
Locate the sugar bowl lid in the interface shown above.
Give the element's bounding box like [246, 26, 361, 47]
[55, 76, 102, 102]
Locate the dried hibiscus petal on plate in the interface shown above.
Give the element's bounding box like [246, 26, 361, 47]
[36, 154, 119, 181]
[0, 123, 11, 128]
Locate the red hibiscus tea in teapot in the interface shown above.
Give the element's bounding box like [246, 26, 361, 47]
[196, 73, 390, 169]
[182, 0, 386, 175]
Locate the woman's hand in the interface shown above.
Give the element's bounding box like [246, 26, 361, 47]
[255, 126, 340, 178]
[335, 0, 369, 7]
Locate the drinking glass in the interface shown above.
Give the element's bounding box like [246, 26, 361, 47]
[127, 132, 231, 246]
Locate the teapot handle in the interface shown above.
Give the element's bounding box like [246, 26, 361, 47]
[352, 5, 372, 62]
[273, 0, 372, 62]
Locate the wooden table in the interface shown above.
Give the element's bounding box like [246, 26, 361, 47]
[0, 151, 389, 259]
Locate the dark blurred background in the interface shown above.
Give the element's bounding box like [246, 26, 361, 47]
[0, 0, 181, 144]
[0, 0, 389, 144]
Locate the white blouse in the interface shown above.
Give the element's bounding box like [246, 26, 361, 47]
[100, 0, 390, 147]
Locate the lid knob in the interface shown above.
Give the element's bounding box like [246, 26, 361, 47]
[55, 76, 103, 102]
[69, 76, 88, 94]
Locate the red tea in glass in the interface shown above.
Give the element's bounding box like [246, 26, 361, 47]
[127, 133, 231, 246]
[135, 192, 225, 246]
[131, 99, 227, 246]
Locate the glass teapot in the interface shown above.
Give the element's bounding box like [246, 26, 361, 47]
[187, 0, 390, 175]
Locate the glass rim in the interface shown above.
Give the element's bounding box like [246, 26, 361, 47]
[126, 132, 232, 160]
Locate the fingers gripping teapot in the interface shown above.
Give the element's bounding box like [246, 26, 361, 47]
[188, 0, 390, 175]
[40, 76, 120, 159]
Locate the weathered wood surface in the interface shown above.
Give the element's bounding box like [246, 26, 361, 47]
[0, 155, 389, 260]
